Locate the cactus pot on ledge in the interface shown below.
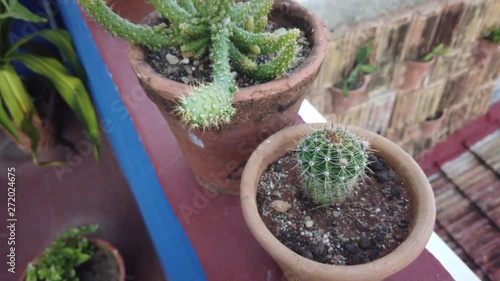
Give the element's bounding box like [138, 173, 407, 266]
[79, 0, 329, 195]
[241, 123, 436, 280]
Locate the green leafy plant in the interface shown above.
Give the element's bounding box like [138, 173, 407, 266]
[79, 0, 300, 130]
[485, 26, 500, 43]
[296, 125, 370, 206]
[0, 0, 100, 164]
[25, 225, 98, 281]
[338, 41, 376, 97]
[421, 43, 450, 62]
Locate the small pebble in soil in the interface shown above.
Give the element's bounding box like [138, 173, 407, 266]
[166, 53, 180, 65]
[274, 163, 283, 173]
[305, 220, 314, 228]
[333, 210, 341, 217]
[300, 249, 315, 260]
[368, 154, 385, 172]
[345, 243, 359, 254]
[270, 200, 291, 213]
[358, 237, 371, 250]
[180, 57, 190, 64]
[375, 171, 390, 183]
[313, 242, 326, 257]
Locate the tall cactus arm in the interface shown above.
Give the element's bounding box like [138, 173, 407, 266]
[231, 25, 299, 54]
[228, 41, 257, 74]
[178, 0, 197, 15]
[176, 22, 236, 130]
[231, 0, 272, 31]
[79, 0, 169, 50]
[148, 0, 192, 24]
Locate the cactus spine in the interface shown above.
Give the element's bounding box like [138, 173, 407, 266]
[297, 126, 370, 206]
[79, 0, 300, 130]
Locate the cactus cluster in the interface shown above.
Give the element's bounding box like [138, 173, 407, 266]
[79, 0, 300, 130]
[297, 126, 370, 206]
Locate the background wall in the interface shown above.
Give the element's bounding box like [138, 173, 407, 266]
[301, 0, 500, 158]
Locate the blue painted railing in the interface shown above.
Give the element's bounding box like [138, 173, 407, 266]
[55, 1, 207, 280]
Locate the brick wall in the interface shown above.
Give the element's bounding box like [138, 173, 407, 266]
[308, 0, 500, 158]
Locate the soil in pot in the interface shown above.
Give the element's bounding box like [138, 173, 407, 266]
[257, 151, 413, 266]
[76, 243, 121, 281]
[146, 21, 311, 88]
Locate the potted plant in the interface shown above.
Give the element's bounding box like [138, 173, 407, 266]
[476, 26, 499, 70]
[331, 41, 376, 116]
[21, 225, 125, 281]
[240, 123, 436, 280]
[0, 0, 100, 165]
[420, 111, 445, 139]
[401, 43, 449, 91]
[79, 0, 329, 194]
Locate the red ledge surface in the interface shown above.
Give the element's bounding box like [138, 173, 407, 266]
[82, 7, 454, 280]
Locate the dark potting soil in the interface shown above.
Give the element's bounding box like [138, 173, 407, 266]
[146, 21, 311, 88]
[257, 152, 413, 266]
[77, 244, 121, 281]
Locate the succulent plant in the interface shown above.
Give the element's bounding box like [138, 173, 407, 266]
[79, 0, 300, 130]
[297, 126, 370, 206]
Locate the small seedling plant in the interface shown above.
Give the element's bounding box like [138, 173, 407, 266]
[421, 43, 450, 62]
[0, 0, 100, 164]
[297, 125, 371, 205]
[80, 0, 300, 130]
[25, 225, 99, 281]
[338, 42, 376, 97]
[485, 26, 500, 43]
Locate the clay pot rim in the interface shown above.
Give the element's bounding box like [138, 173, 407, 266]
[127, 0, 329, 103]
[240, 123, 436, 279]
[19, 237, 126, 281]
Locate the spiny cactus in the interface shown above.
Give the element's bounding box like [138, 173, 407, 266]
[297, 126, 370, 206]
[79, 0, 300, 130]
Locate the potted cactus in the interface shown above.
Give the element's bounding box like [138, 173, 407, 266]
[240, 123, 436, 280]
[401, 43, 449, 91]
[21, 225, 125, 281]
[78, 0, 329, 194]
[331, 41, 375, 116]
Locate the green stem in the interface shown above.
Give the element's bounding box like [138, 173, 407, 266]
[79, 0, 168, 50]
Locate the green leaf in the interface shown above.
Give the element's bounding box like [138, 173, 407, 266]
[342, 83, 349, 98]
[0, 97, 19, 141]
[12, 53, 100, 159]
[0, 2, 47, 23]
[0, 65, 40, 155]
[6, 29, 85, 79]
[356, 42, 373, 64]
[360, 64, 376, 73]
[26, 263, 38, 281]
[32, 29, 87, 79]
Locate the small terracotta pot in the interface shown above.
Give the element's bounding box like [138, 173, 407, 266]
[240, 123, 436, 281]
[128, 0, 329, 194]
[19, 238, 126, 281]
[421, 112, 445, 139]
[330, 75, 371, 116]
[401, 58, 435, 91]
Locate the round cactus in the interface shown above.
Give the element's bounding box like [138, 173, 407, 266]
[297, 126, 370, 206]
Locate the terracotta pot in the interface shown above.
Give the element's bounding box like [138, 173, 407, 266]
[240, 123, 436, 281]
[401, 58, 435, 91]
[128, 0, 329, 194]
[330, 75, 371, 116]
[421, 112, 445, 139]
[20, 238, 126, 281]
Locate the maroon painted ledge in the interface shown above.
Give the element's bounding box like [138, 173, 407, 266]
[81, 4, 454, 281]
